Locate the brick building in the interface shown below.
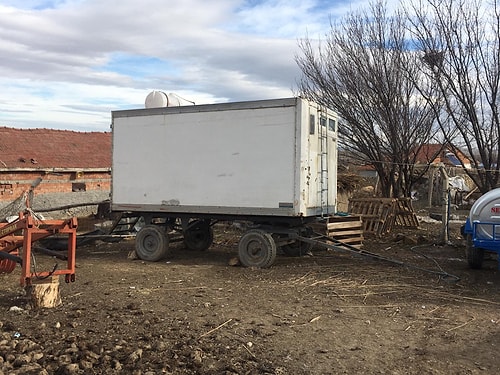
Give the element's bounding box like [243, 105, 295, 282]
[0, 127, 111, 202]
[413, 143, 472, 168]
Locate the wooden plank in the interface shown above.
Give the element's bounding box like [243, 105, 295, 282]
[326, 215, 361, 221]
[308, 215, 364, 248]
[326, 221, 363, 230]
[329, 229, 363, 237]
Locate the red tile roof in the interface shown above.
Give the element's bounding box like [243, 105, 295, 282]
[0, 127, 111, 169]
[413, 143, 470, 166]
[413, 143, 443, 164]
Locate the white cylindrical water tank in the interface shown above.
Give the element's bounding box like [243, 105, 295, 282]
[469, 187, 500, 239]
[145, 91, 183, 108]
[145, 90, 195, 108]
[145, 90, 168, 108]
[166, 93, 181, 106]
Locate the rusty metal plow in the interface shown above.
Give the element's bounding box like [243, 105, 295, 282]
[0, 211, 77, 286]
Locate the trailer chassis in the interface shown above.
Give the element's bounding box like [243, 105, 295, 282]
[114, 210, 459, 280]
[462, 218, 500, 270]
[113, 211, 319, 267]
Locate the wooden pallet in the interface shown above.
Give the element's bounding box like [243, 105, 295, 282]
[393, 198, 420, 228]
[348, 198, 397, 236]
[309, 215, 363, 248]
[348, 197, 419, 237]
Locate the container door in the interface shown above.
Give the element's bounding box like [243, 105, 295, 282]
[304, 106, 337, 217]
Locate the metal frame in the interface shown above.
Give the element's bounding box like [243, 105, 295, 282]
[463, 218, 500, 269]
[465, 219, 500, 252]
[0, 211, 77, 286]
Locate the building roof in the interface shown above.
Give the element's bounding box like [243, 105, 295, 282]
[413, 143, 470, 167]
[0, 126, 111, 169]
[413, 143, 442, 164]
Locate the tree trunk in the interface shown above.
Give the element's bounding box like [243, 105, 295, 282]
[25, 276, 62, 309]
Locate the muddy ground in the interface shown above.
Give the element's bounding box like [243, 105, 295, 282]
[1, 217, 500, 375]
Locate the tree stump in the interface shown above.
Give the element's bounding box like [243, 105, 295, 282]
[25, 276, 62, 309]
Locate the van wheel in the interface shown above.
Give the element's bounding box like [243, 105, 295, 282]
[238, 229, 276, 268]
[184, 220, 213, 251]
[466, 234, 484, 269]
[135, 225, 169, 261]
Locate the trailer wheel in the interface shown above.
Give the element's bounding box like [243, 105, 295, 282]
[184, 220, 214, 251]
[466, 234, 484, 269]
[135, 225, 170, 262]
[238, 229, 277, 268]
[281, 240, 314, 257]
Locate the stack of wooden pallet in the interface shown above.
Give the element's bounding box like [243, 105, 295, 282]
[309, 215, 364, 248]
[348, 197, 419, 237]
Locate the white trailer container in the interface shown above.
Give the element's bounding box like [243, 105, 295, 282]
[111, 97, 338, 267]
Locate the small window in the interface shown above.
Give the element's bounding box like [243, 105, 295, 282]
[329, 119, 336, 132]
[309, 114, 315, 135]
[320, 117, 327, 128]
[72, 183, 86, 192]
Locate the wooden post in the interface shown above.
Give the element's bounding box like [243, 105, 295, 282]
[439, 165, 450, 244]
[25, 276, 62, 309]
[428, 165, 437, 207]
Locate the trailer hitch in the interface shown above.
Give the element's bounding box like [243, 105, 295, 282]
[295, 233, 460, 282]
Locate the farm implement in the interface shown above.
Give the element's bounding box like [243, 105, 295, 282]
[0, 211, 77, 286]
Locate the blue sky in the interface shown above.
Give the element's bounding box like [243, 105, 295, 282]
[0, 0, 375, 131]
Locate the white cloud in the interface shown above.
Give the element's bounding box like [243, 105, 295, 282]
[0, 0, 370, 131]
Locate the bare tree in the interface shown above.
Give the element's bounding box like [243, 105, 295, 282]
[296, 1, 439, 198]
[407, 0, 500, 193]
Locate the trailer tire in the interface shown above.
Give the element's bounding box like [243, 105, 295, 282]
[238, 229, 277, 268]
[466, 234, 484, 269]
[184, 220, 214, 251]
[135, 225, 170, 262]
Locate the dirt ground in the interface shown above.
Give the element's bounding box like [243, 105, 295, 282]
[1, 217, 500, 375]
